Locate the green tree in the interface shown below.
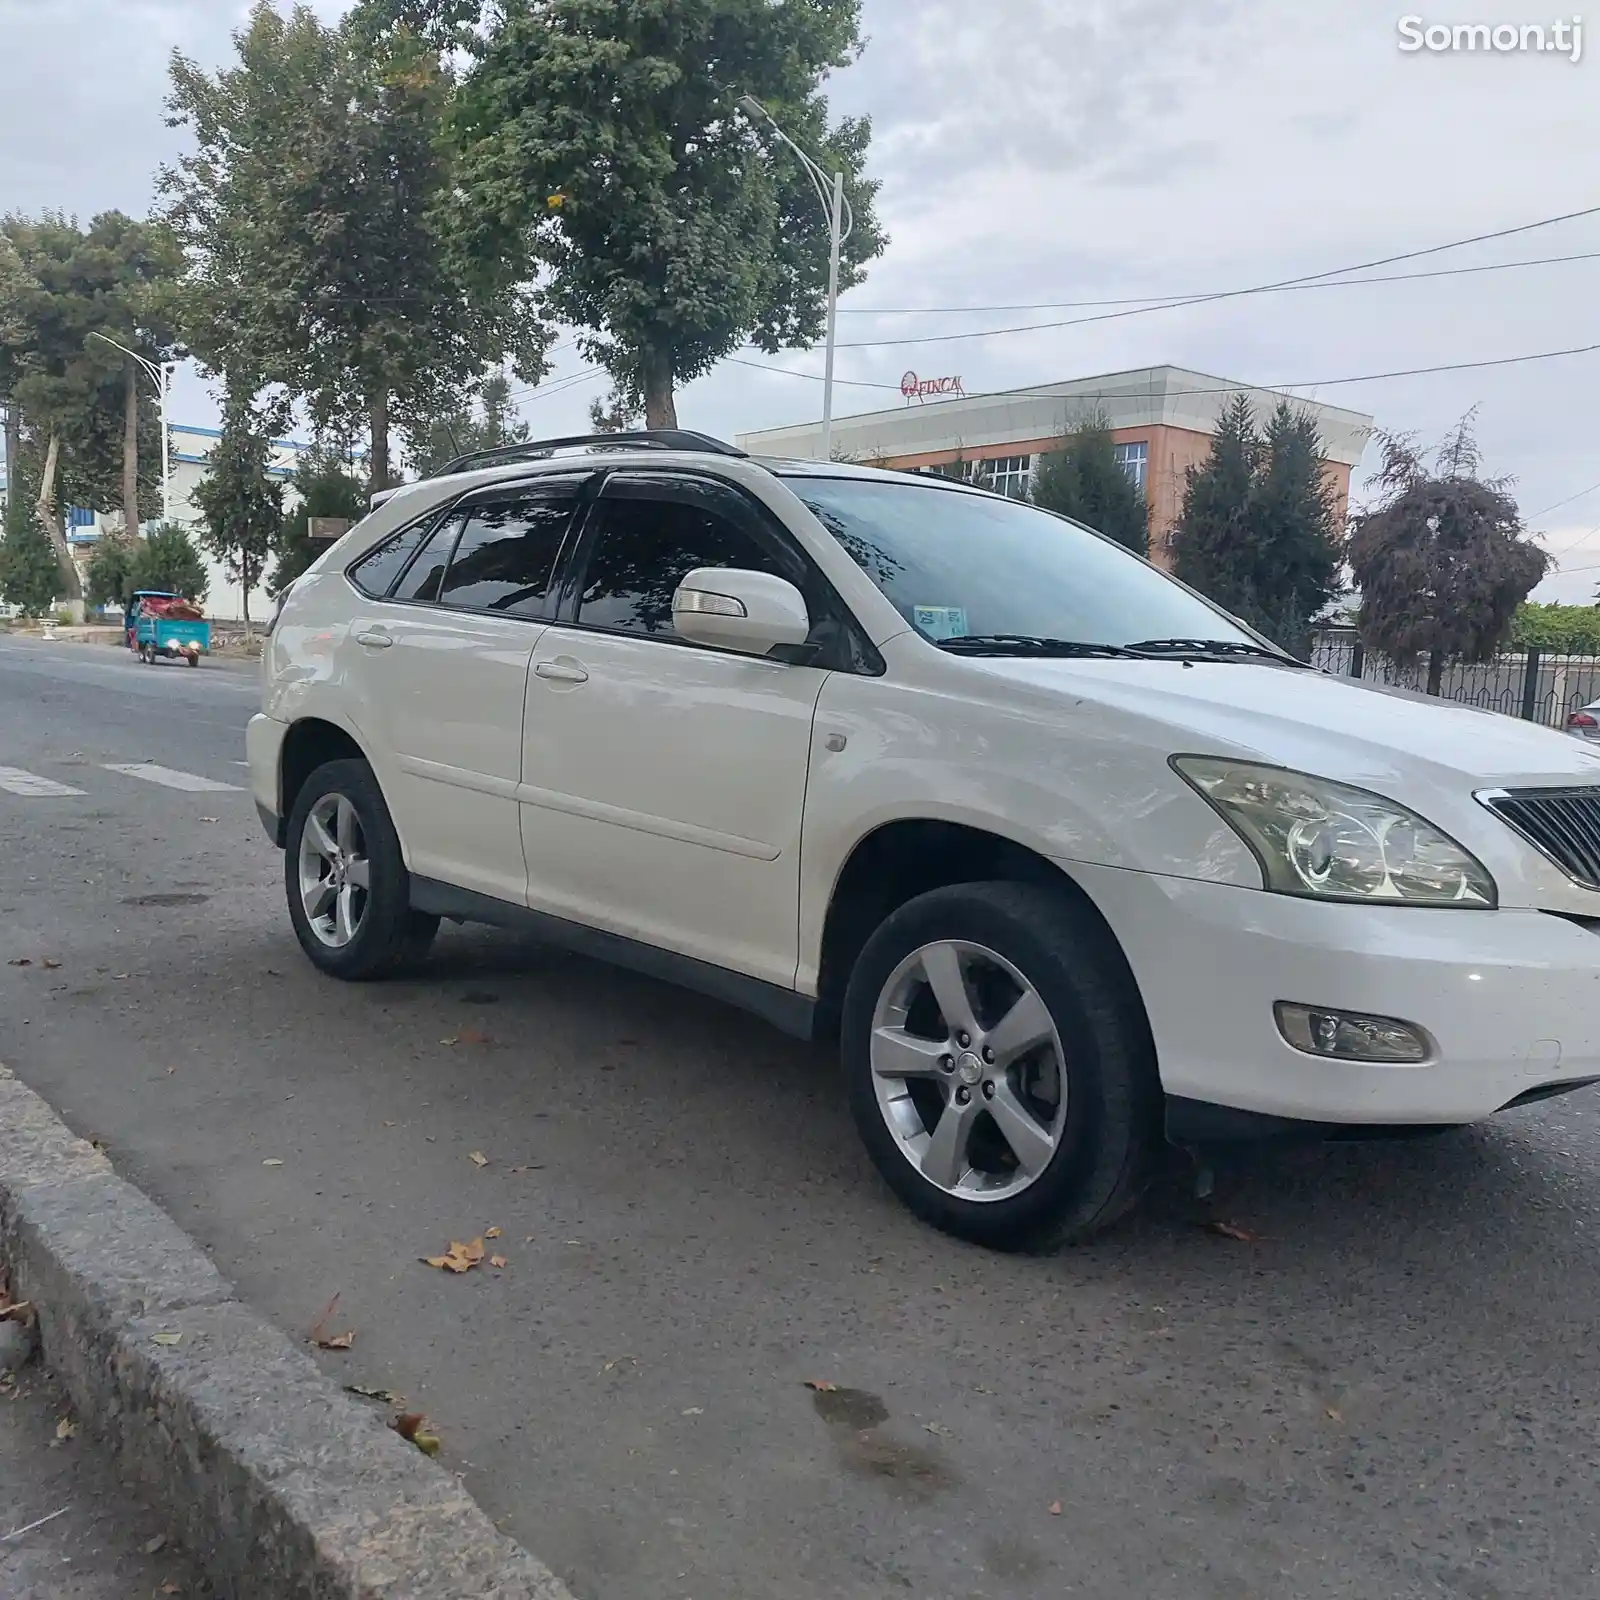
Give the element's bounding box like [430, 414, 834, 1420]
[86, 531, 137, 607]
[272, 441, 366, 594]
[129, 522, 209, 605]
[407, 371, 530, 478]
[437, 0, 885, 426]
[0, 451, 61, 616]
[1514, 602, 1600, 654]
[163, 3, 549, 491]
[1170, 397, 1342, 652]
[1350, 418, 1548, 695]
[191, 392, 282, 635]
[1030, 410, 1148, 553]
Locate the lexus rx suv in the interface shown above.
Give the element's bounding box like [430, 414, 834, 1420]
[248, 429, 1600, 1249]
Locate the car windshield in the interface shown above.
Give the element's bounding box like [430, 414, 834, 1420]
[785, 475, 1261, 653]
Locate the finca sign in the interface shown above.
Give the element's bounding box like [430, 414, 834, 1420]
[901, 371, 965, 402]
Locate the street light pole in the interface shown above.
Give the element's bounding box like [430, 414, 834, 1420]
[87, 331, 175, 525]
[738, 95, 852, 461]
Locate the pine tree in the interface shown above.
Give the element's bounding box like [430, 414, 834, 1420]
[1170, 397, 1342, 651]
[191, 391, 282, 634]
[0, 488, 62, 617]
[1030, 409, 1148, 553]
[272, 441, 366, 595]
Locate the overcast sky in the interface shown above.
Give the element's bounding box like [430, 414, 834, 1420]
[3, 0, 1597, 597]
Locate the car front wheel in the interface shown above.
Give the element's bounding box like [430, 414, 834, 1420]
[842, 881, 1160, 1251]
[284, 757, 438, 980]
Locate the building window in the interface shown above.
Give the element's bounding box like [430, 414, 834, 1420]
[67, 506, 95, 527]
[965, 455, 1033, 499]
[1112, 441, 1148, 495]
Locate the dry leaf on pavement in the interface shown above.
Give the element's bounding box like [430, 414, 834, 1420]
[422, 1237, 487, 1273]
[6, 958, 30, 967]
[344, 1384, 400, 1403]
[317, 1330, 355, 1350]
[804, 1380, 839, 1393]
[55, 1417, 76, 1441]
[42, 959, 60, 970]
[262, 1159, 284, 1167]
[142, 1533, 167, 1555]
[924, 1422, 953, 1437]
[1049, 1500, 1062, 1516]
[159, 1583, 182, 1596]
[489, 1255, 508, 1270]
[468, 1150, 489, 1167]
[390, 1412, 441, 1455]
[484, 1226, 502, 1238]
[1203, 1220, 1262, 1243]
[150, 1332, 183, 1346]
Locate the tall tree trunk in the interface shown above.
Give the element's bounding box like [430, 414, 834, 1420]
[241, 571, 252, 643]
[368, 388, 390, 492]
[122, 365, 141, 542]
[1426, 652, 1444, 697]
[642, 347, 677, 429]
[33, 429, 83, 606]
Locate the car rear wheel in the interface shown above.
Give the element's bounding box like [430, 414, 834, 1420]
[842, 881, 1160, 1251]
[284, 757, 438, 980]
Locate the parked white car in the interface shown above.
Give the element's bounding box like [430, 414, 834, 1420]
[248, 430, 1600, 1249]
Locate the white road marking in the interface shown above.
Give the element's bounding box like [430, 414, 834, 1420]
[102, 763, 243, 793]
[0, 765, 86, 798]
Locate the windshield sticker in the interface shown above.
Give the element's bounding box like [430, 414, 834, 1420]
[914, 605, 969, 641]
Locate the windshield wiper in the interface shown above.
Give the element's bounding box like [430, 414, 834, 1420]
[1124, 637, 1307, 666]
[936, 634, 1143, 659]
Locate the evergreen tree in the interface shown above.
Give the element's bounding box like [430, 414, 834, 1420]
[1350, 416, 1548, 695]
[191, 391, 282, 634]
[1171, 397, 1342, 651]
[86, 531, 137, 607]
[272, 441, 366, 595]
[0, 460, 61, 616]
[1030, 409, 1148, 553]
[129, 523, 209, 605]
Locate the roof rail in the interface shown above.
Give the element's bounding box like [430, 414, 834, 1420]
[438, 429, 747, 477]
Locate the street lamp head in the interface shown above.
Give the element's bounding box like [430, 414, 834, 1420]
[736, 93, 767, 121]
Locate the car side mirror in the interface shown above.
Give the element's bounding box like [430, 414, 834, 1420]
[672, 567, 811, 657]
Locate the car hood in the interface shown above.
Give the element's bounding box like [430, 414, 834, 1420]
[972, 656, 1600, 792]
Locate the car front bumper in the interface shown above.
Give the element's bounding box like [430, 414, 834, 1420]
[1066, 860, 1600, 1127]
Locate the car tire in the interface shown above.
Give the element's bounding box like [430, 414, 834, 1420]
[841, 880, 1160, 1251]
[284, 757, 439, 980]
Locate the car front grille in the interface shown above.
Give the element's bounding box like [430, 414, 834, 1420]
[1481, 786, 1600, 889]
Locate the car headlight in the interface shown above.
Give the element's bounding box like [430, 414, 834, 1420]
[1172, 757, 1496, 907]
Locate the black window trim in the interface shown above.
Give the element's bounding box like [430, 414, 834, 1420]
[552, 467, 883, 674]
[343, 471, 598, 622]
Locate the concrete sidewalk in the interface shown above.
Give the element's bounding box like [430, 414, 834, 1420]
[0, 1358, 211, 1599]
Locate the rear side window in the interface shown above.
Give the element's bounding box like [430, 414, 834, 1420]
[393, 518, 461, 603]
[348, 519, 434, 599]
[436, 490, 577, 616]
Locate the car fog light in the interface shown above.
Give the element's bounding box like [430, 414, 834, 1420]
[1274, 1003, 1430, 1063]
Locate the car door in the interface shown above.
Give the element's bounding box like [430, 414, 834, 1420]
[341, 475, 586, 903]
[520, 471, 831, 988]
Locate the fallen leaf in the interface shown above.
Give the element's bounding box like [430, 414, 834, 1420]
[382, 1120, 395, 1128]
[143, 1533, 167, 1555]
[151, 1332, 183, 1346]
[924, 1422, 953, 1437]
[468, 1150, 489, 1168]
[391, 1412, 441, 1455]
[509, 1164, 543, 1174]
[42, 959, 60, 970]
[489, 1254, 508, 1270]
[344, 1384, 400, 1403]
[55, 1417, 76, 1440]
[484, 1226, 502, 1239]
[422, 1237, 487, 1273]
[525, 1234, 536, 1243]
[804, 1380, 839, 1393]
[200, 816, 218, 824]
[316, 1330, 355, 1351]
[0, 1300, 32, 1324]
[1203, 1220, 1261, 1243]
[261, 1159, 284, 1167]
[7, 958, 30, 967]
[682, 1406, 704, 1416]
[1326, 1406, 1343, 1423]
[159, 1583, 182, 1595]
[1049, 1500, 1063, 1516]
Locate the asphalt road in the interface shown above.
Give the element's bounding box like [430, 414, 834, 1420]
[2, 632, 1598, 1600]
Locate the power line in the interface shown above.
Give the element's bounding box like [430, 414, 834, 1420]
[730, 338, 1600, 401]
[1529, 475, 1600, 523]
[835, 250, 1600, 317]
[833, 203, 1600, 349]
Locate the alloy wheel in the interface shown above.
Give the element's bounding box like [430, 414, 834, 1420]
[297, 792, 371, 949]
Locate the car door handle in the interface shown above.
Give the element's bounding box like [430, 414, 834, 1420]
[535, 658, 589, 684]
[354, 629, 394, 649]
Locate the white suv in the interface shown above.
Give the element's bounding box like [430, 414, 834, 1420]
[249, 429, 1600, 1249]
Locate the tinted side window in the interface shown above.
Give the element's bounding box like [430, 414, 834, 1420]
[393, 517, 461, 603]
[437, 492, 575, 616]
[349, 519, 434, 599]
[577, 486, 786, 637]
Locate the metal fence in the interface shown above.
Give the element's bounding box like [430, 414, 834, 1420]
[1309, 628, 1600, 729]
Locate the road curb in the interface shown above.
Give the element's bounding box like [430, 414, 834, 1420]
[0, 1063, 574, 1599]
